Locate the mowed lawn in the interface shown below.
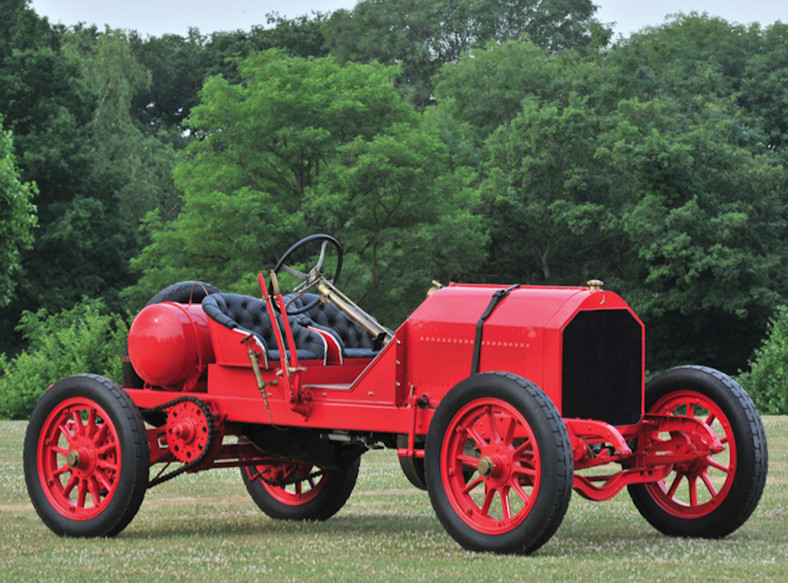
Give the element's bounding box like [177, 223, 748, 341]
[1, 417, 786, 582]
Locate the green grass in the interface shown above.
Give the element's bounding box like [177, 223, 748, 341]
[2, 417, 786, 582]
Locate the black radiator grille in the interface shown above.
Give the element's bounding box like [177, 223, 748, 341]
[561, 309, 642, 426]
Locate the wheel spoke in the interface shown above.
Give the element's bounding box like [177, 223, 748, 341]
[457, 453, 479, 468]
[97, 442, 117, 457]
[50, 445, 69, 457]
[688, 476, 698, 506]
[52, 464, 71, 478]
[462, 477, 484, 494]
[85, 409, 97, 437]
[97, 454, 118, 473]
[666, 472, 683, 499]
[76, 479, 88, 509]
[94, 468, 113, 492]
[63, 475, 78, 497]
[466, 426, 490, 450]
[700, 471, 718, 498]
[282, 264, 307, 280]
[480, 487, 496, 516]
[57, 423, 75, 445]
[93, 422, 108, 447]
[500, 487, 512, 520]
[503, 416, 516, 445]
[71, 411, 85, 435]
[513, 465, 537, 480]
[707, 458, 730, 473]
[512, 479, 531, 506]
[485, 406, 500, 443]
[88, 477, 101, 508]
[513, 438, 533, 459]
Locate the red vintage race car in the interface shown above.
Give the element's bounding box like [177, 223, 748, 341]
[23, 234, 768, 554]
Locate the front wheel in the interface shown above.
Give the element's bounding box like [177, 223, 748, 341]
[628, 366, 768, 538]
[241, 457, 360, 521]
[425, 372, 573, 554]
[23, 375, 150, 537]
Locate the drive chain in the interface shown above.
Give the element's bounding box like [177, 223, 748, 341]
[143, 396, 216, 488]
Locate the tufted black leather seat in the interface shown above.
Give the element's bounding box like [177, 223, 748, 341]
[202, 293, 325, 362]
[286, 293, 381, 359]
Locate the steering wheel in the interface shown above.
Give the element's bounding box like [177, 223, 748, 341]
[271, 234, 343, 315]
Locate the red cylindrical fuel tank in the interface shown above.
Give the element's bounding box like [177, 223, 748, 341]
[127, 302, 214, 388]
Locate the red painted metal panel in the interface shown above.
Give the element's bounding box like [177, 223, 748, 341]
[125, 282, 643, 435]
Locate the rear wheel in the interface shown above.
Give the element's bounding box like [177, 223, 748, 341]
[145, 280, 221, 306]
[241, 457, 360, 521]
[23, 375, 149, 537]
[628, 366, 767, 537]
[425, 372, 573, 554]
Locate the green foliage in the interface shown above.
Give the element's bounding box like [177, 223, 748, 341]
[738, 305, 788, 414]
[307, 123, 488, 321]
[0, 119, 37, 307]
[325, 0, 607, 107]
[0, 299, 129, 419]
[481, 93, 615, 283]
[3, 1, 788, 378]
[129, 51, 415, 303]
[0, 16, 180, 353]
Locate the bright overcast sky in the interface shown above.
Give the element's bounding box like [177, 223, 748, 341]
[29, 1, 787, 39]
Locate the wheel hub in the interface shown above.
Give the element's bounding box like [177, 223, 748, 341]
[65, 450, 81, 469]
[478, 456, 495, 477]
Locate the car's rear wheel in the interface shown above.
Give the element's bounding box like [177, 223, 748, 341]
[241, 457, 360, 521]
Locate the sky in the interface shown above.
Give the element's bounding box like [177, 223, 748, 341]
[29, 0, 787, 39]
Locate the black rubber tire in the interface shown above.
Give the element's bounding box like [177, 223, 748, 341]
[425, 372, 573, 554]
[24, 374, 149, 537]
[145, 280, 221, 306]
[627, 366, 768, 538]
[396, 435, 427, 490]
[241, 457, 360, 521]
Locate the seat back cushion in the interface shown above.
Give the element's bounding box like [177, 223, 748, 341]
[286, 293, 378, 358]
[203, 293, 325, 360]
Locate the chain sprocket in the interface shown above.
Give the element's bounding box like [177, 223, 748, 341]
[144, 396, 216, 488]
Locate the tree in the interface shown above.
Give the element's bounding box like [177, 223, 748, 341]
[306, 124, 487, 322]
[129, 51, 418, 304]
[481, 94, 619, 284]
[599, 96, 787, 370]
[434, 40, 592, 151]
[740, 22, 788, 150]
[737, 305, 788, 414]
[324, 0, 607, 107]
[0, 119, 37, 307]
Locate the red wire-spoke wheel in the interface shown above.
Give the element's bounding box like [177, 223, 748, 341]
[24, 375, 149, 537]
[628, 366, 768, 538]
[426, 373, 573, 555]
[241, 455, 360, 521]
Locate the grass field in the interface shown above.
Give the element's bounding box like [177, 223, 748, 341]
[2, 417, 786, 582]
